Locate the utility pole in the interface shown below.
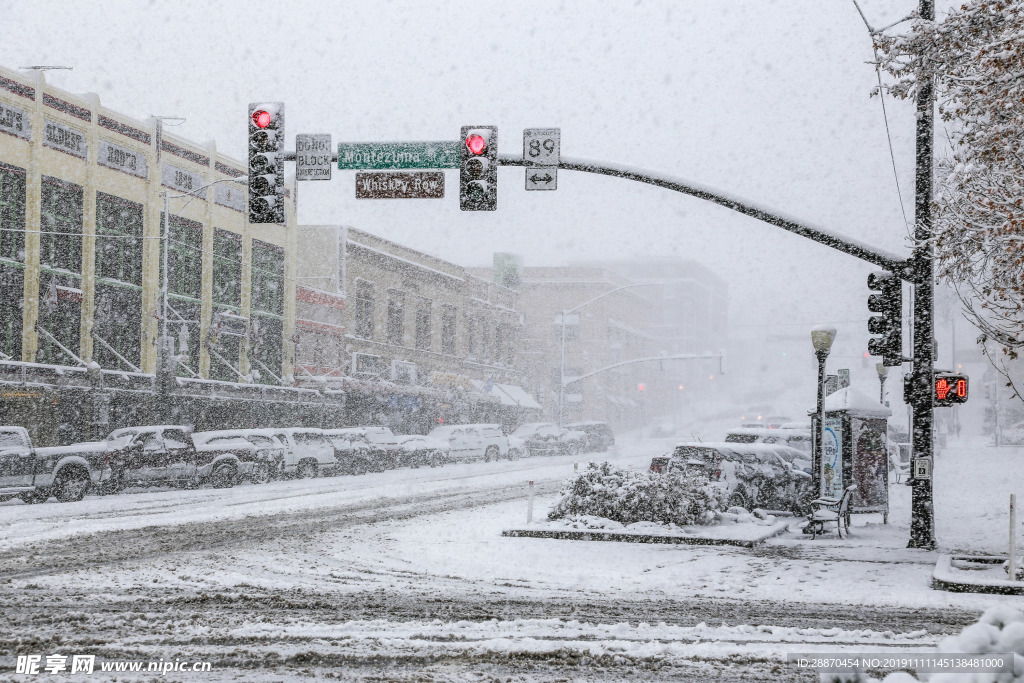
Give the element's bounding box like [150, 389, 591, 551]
[908, 0, 936, 549]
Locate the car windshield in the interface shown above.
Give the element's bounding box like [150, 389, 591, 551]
[724, 434, 758, 443]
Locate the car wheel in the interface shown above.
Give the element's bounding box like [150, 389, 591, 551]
[252, 462, 273, 484]
[484, 446, 499, 462]
[351, 457, 369, 476]
[297, 461, 318, 479]
[210, 463, 237, 489]
[52, 468, 90, 503]
[20, 490, 46, 504]
[508, 448, 521, 461]
[567, 442, 581, 456]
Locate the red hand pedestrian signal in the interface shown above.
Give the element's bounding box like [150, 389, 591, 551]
[934, 373, 968, 406]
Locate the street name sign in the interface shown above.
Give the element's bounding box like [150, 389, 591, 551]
[338, 141, 459, 170]
[523, 127, 559, 191]
[355, 171, 444, 199]
[296, 134, 332, 181]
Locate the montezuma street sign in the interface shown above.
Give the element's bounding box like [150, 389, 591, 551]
[355, 171, 445, 199]
[338, 141, 460, 170]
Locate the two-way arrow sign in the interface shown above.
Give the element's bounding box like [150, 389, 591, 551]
[523, 128, 559, 191]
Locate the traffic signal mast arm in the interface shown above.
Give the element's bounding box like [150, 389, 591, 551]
[498, 154, 909, 277]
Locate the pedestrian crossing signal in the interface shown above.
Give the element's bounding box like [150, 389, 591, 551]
[934, 373, 968, 406]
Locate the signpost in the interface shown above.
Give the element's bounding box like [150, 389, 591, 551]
[355, 171, 444, 199]
[296, 134, 332, 181]
[337, 141, 459, 170]
[523, 128, 559, 190]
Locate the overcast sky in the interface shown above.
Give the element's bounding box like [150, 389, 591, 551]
[0, 0, 968, 390]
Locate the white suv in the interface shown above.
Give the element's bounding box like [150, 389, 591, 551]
[427, 424, 510, 462]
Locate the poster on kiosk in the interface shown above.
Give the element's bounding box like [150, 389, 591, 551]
[813, 386, 892, 522]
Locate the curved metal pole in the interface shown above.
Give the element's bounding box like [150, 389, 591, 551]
[500, 155, 909, 277]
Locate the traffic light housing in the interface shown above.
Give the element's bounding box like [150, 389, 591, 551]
[934, 373, 968, 406]
[460, 125, 497, 211]
[248, 102, 285, 224]
[867, 270, 902, 366]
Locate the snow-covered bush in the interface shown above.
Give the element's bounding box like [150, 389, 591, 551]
[822, 604, 1024, 682]
[547, 462, 720, 527]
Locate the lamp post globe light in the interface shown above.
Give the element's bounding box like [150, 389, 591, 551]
[811, 324, 837, 498]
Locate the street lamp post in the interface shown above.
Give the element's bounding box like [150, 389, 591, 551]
[557, 283, 659, 426]
[876, 362, 889, 406]
[811, 325, 837, 498]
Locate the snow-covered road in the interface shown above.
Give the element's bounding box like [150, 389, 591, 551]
[0, 435, 1020, 680]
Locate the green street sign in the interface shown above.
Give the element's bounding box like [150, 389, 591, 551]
[337, 141, 460, 170]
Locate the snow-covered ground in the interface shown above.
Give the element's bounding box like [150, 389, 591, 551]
[0, 430, 1021, 680]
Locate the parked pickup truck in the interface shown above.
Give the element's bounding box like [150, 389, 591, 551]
[103, 425, 253, 491]
[0, 426, 110, 503]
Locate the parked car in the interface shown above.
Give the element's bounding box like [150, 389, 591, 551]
[104, 425, 250, 491]
[427, 424, 510, 462]
[0, 426, 110, 503]
[323, 428, 377, 475]
[192, 430, 278, 483]
[262, 427, 339, 478]
[362, 426, 404, 470]
[564, 421, 615, 452]
[724, 428, 812, 471]
[506, 434, 526, 460]
[510, 422, 586, 457]
[650, 442, 813, 514]
[393, 434, 451, 468]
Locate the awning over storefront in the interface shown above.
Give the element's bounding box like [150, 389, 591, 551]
[495, 383, 542, 410]
[470, 380, 542, 410]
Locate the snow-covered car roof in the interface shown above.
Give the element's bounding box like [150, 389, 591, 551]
[672, 441, 806, 463]
[725, 427, 810, 438]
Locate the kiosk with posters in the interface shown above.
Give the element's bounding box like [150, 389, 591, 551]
[811, 386, 892, 523]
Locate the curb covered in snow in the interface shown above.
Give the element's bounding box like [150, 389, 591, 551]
[501, 520, 793, 548]
[932, 554, 1024, 595]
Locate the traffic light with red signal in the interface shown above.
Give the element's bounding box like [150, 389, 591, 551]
[248, 102, 285, 224]
[460, 126, 497, 211]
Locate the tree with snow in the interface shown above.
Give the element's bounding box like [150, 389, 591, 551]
[875, 0, 1024, 398]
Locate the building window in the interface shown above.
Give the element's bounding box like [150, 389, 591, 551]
[40, 176, 83, 274]
[96, 192, 143, 286]
[213, 229, 241, 307]
[495, 324, 506, 365]
[0, 163, 26, 263]
[481, 320, 491, 361]
[251, 239, 284, 316]
[466, 315, 477, 358]
[415, 298, 431, 351]
[250, 314, 282, 385]
[0, 264, 23, 360]
[387, 291, 405, 346]
[166, 214, 202, 300]
[506, 326, 517, 366]
[354, 280, 374, 340]
[93, 283, 141, 371]
[441, 305, 456, 356]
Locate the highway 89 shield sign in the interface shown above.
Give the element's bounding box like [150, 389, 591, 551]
[524, 128, 559, 190]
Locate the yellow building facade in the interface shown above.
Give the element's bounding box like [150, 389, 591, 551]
[0, 65, 295, 383]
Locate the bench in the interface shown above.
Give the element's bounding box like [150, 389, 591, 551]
[806, 484, 858, 539]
